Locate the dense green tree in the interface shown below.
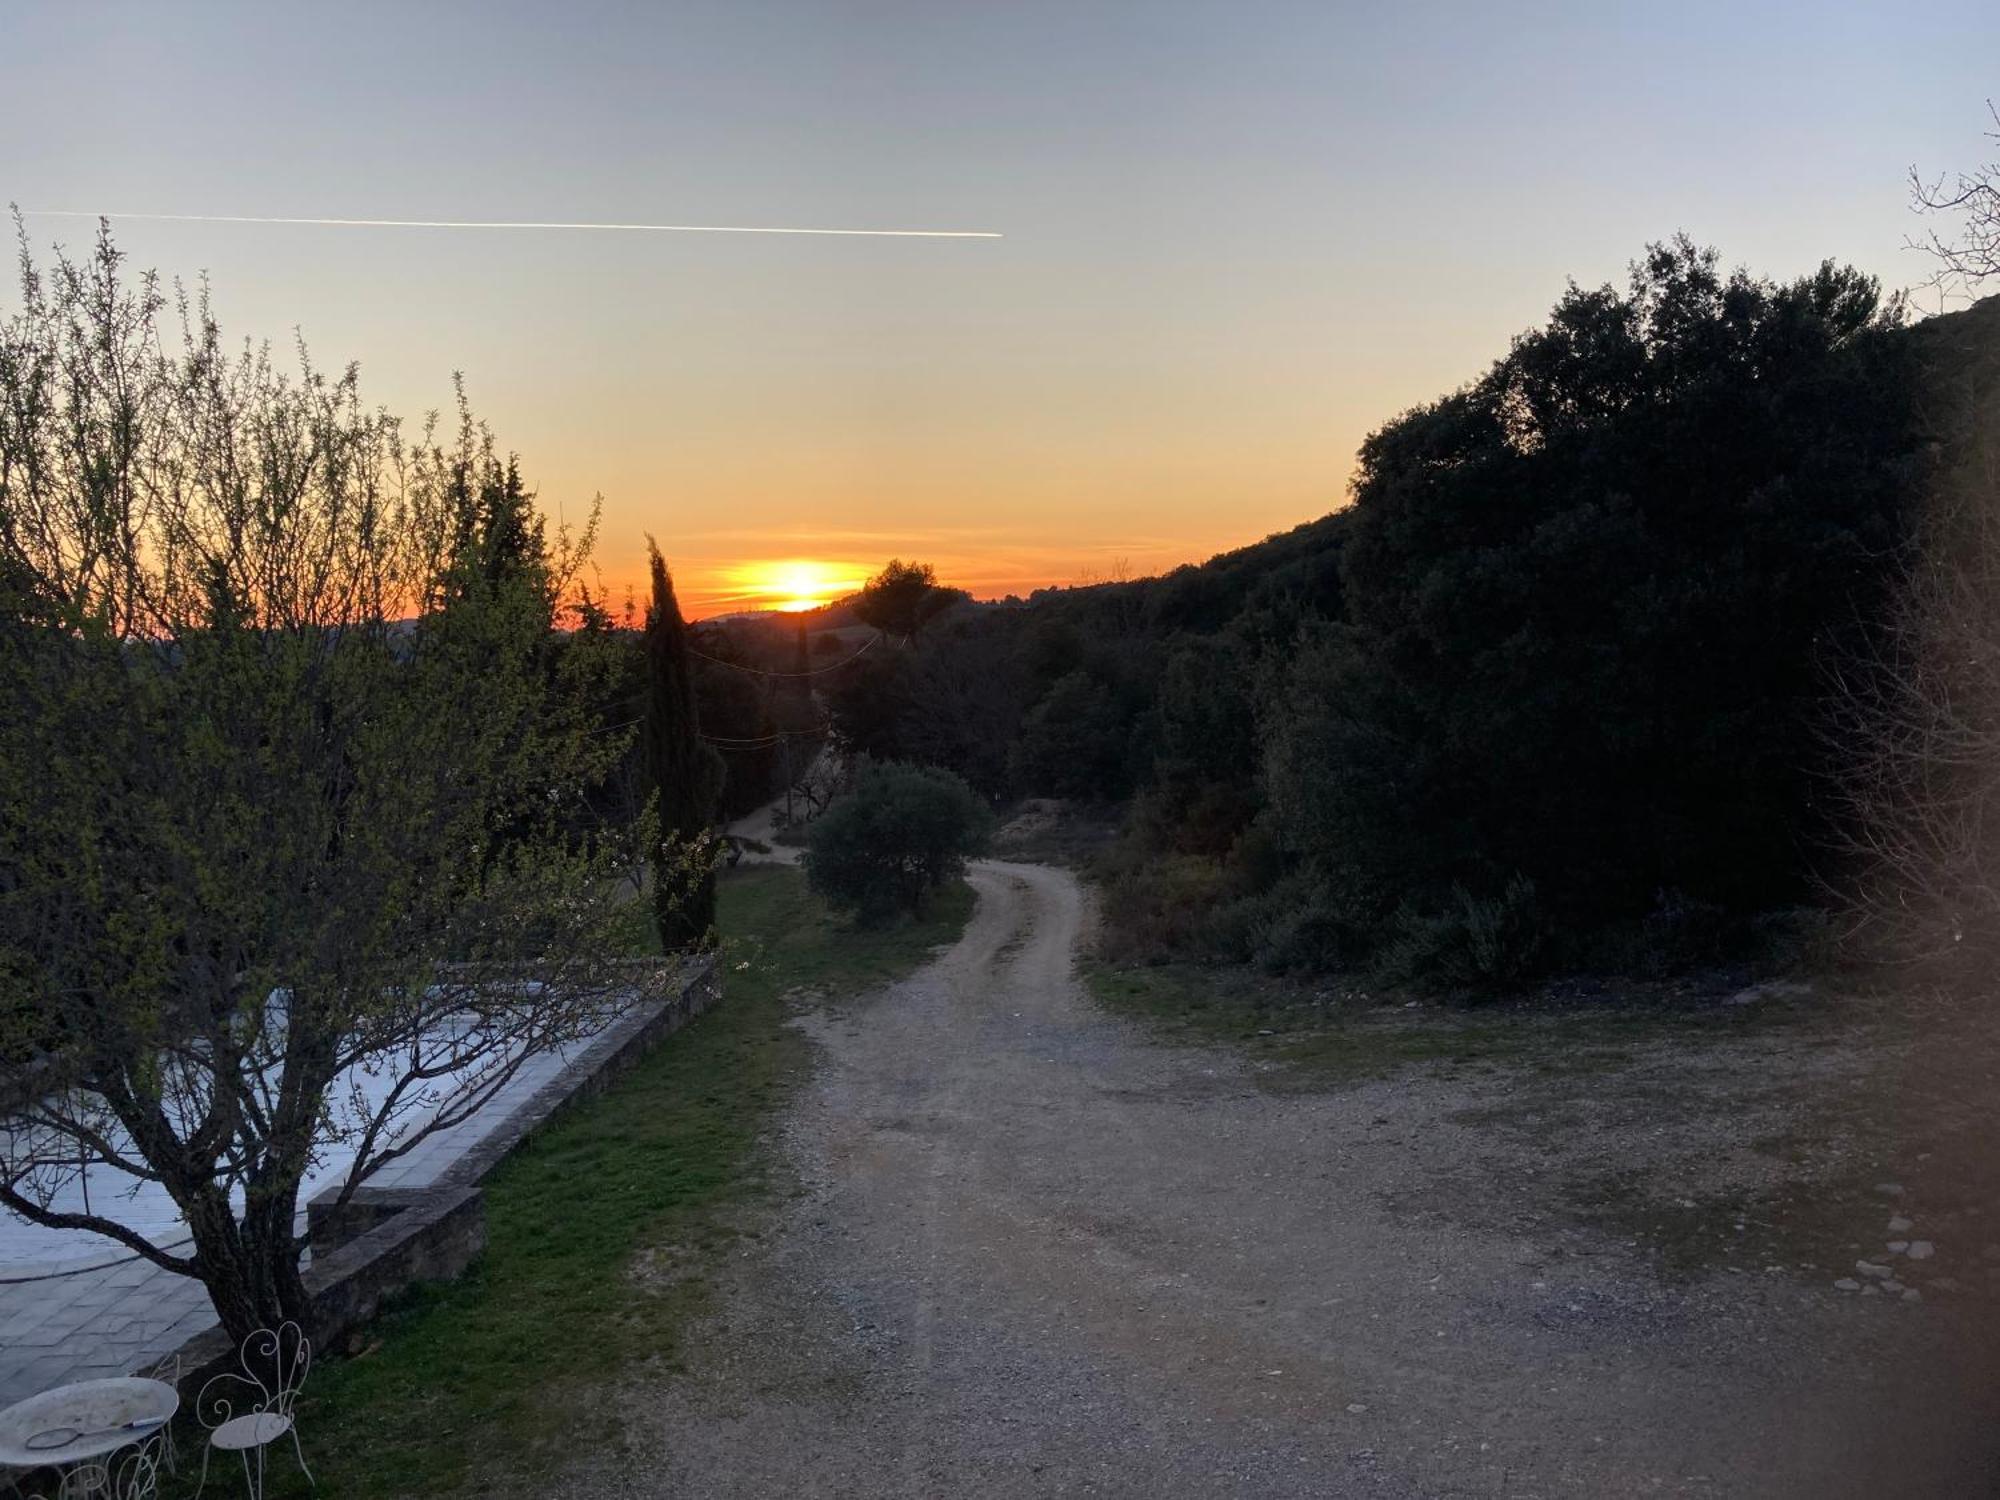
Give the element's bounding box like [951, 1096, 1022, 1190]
[1142, 633, 1263, 856]
[1008, 669, 1133, 800]
[804, 763, 992, 921]
[766, 241, 1966, 985]
[896, 614, 1032, 798]
[452, 451, 549, 592]
[1269, 238, 1929, 947]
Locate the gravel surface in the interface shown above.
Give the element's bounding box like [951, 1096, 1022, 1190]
[565, 861, 2000, 1498]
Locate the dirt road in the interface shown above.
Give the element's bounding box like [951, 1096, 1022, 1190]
[580, 861, 1997, 1498]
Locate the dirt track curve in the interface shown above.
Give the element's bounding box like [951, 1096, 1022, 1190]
[573, 860, 1996, 1499]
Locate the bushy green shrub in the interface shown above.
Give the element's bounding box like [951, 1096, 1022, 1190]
[1373, 875, 1549, 993]
[1089, 810, 1315, 968]
[1247, 877, 1357, 974]
[804, 762, 992, 922]
[1091, 849, 1237, 964]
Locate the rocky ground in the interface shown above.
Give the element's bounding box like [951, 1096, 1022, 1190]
[559, 860, 2000, 1498]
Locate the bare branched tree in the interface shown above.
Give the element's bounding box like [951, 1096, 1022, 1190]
[1824, 305, 2000, 970]
[794, 746, 848, 820]
[1910, 100, 2000, 303]
[0, 223, 671, 1345]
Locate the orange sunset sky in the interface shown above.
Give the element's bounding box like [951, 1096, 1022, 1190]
[6, 2, 1992, 617]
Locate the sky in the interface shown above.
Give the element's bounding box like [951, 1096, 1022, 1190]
[2, 0, 1996, 615]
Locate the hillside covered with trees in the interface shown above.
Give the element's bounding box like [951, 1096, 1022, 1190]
[823, 240, 2000, 988]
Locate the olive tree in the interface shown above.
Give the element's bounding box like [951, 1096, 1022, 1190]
[804, 762, 991, 921]
[0, 225, 668, 1346]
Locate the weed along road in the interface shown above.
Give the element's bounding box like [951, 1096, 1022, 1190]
[576, 861, 1993, 1499]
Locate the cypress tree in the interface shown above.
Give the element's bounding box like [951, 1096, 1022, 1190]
[644, 542, 722, 948]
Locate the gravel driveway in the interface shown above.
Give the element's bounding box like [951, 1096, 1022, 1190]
[569, 860, 1999, 1498]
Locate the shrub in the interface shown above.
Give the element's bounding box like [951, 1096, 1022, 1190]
[804, 763, 992, 922]
[1373, 875, 1549, 994]
[1091, 850, 1237, 964]
[1244, 875, 1359, 974]
[1090, 809, 1306, 968]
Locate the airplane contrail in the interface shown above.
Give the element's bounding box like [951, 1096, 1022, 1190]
[19, 210, 1001, 239]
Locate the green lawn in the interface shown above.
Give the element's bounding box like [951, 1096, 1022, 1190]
[226, 865, 971, 1500]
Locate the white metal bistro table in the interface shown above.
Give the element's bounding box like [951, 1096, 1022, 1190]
[0, 1377, 177, 1494]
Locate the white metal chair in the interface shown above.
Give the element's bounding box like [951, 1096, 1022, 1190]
[56, 1432, 167, 1500]
[195, 1323, 314, 1499]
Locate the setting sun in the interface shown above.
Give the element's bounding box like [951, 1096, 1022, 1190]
[728, 558, 871, 615]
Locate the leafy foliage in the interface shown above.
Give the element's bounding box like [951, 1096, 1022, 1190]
[1008, 669, 1132, 800]
[0, 228, 651, 1343]
[804, 762, 993, 922]
[1271, 238, 1926, 953]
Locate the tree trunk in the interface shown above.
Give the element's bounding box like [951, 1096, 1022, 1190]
[182, 1180, 313, 1351]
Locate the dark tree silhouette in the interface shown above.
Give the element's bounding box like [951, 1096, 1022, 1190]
[1265, 238, 1924, 950]
[852, 559, 967, 643]
[643, 543, 723, 949]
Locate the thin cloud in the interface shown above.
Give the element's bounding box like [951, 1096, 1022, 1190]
[20, 210, 1001, 239]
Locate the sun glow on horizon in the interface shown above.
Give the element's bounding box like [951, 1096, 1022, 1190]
[724, 558, 872, 615]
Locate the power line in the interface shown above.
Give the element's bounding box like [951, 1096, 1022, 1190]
[701, 728, 827, 749]
[686, 634, 879, 679]
[594, 718, 825, 749]
[589, 717, 831, 749]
